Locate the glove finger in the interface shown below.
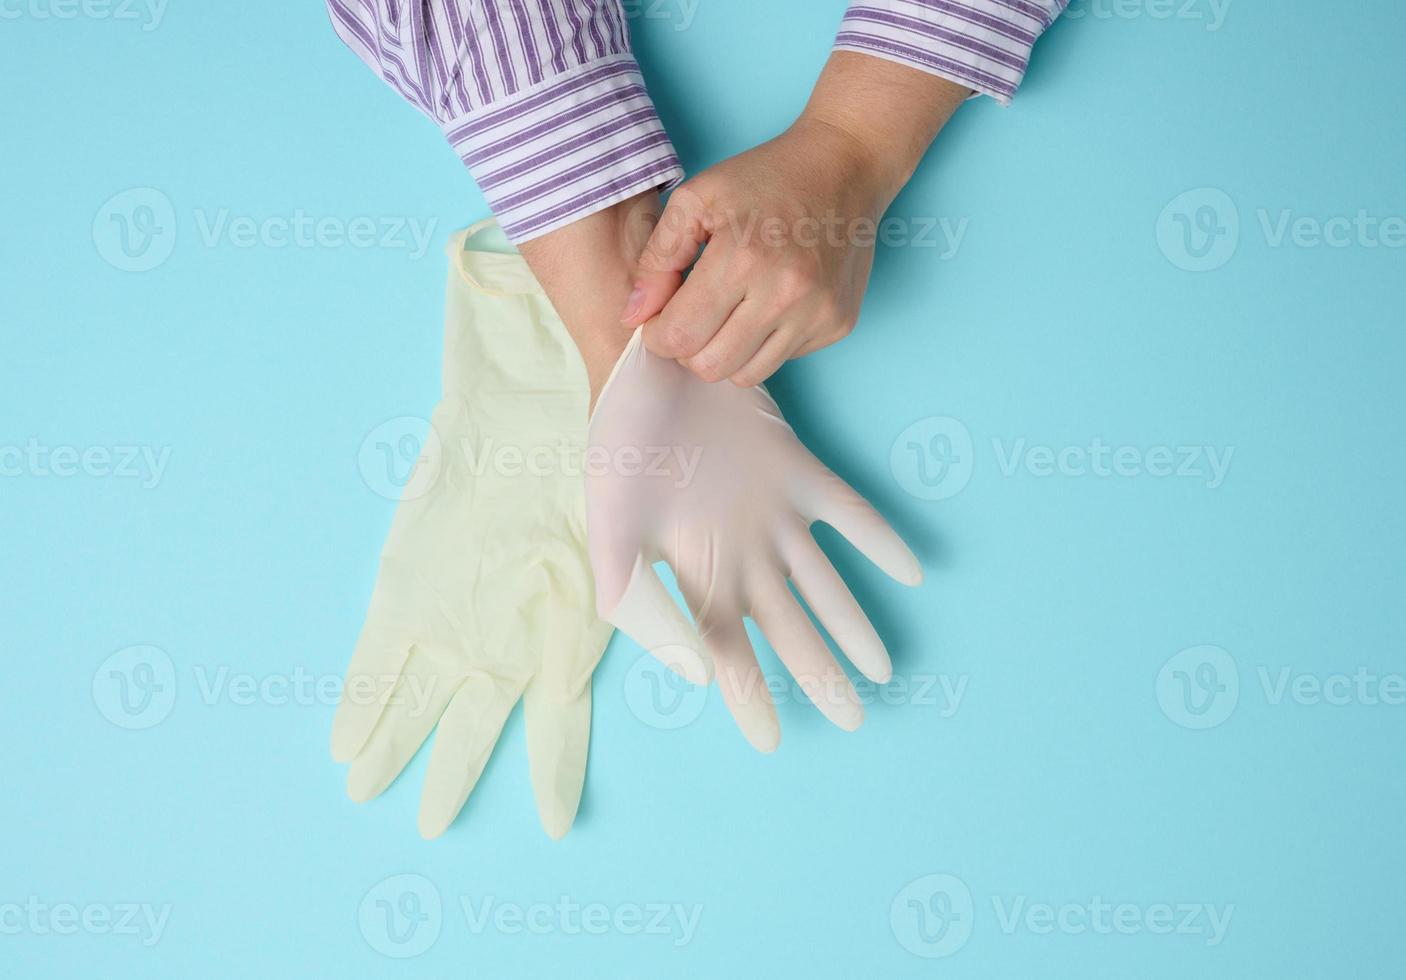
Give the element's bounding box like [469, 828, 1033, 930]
[805, 468, 923, 587]
[522, 589, 612, 840]
[608, 555, 712, 686]
[671, 557, 777, 754]
[523, 677, 592, 841]
[750, 581, 864, 733]
[345, 646, 459, 803]
[783, 533, 892, 684]
[331, 628, 413, 763]
[586, 502, 643, 621]
[703, 611, 780, 753]
[417, 671, 525, 840]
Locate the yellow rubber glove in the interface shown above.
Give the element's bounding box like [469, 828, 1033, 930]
[332, 221, 612, 840]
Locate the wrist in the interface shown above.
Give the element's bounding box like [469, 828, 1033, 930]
[798, 51, 970, 207]
[788, 112, 913, 210]
[518, 192, 657, 412]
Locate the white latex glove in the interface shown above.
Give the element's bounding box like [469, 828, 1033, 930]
[332, 223, 612, 840]
[586, 331, 923, 752]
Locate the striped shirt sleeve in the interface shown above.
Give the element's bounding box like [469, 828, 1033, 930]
[326, 0, 683, 243]
[835, 0, 1069, 106]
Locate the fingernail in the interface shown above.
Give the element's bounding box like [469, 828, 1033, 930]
[620, 285, 645, 324]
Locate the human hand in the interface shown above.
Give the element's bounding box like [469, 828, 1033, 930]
[619, 117, 893, 386]
[619, 52, 970, 386]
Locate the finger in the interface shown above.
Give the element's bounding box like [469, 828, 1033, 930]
[331, 626, 411, 763]
[682, 298, 777, 384]
[640, 248, 745, 361]
[783, 533, 892, 684]
[523, 679, 593, 840]
[523, 605, 612, 840]
[730, 328, 800, 387]
[344, 645, 460, 803]
[750, 582, 864, 733]
[417, 672, 525, 840]
[702, 612, 780, 753]
[606, 555, 712, 686]
[804, 468, 924, 587]
[623, 185, 710, 327]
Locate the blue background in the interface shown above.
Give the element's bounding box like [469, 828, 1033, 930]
[3, 0, 1404, 976]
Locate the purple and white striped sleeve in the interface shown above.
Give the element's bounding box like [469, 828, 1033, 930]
[326, 0, 683, 243]
[835, 0, 1069, 106]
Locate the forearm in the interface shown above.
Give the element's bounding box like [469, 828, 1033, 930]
[518, 192, 660, 406]
[797, 50, 971, 209]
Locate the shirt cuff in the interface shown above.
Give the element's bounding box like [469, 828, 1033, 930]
[834, 0, 1066, 106]
[441, 54, 684, 244]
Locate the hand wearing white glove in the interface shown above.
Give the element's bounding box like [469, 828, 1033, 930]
[586, 332, 923, 752]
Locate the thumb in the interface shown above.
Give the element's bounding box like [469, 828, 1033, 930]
[620, 184, 709, 327]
